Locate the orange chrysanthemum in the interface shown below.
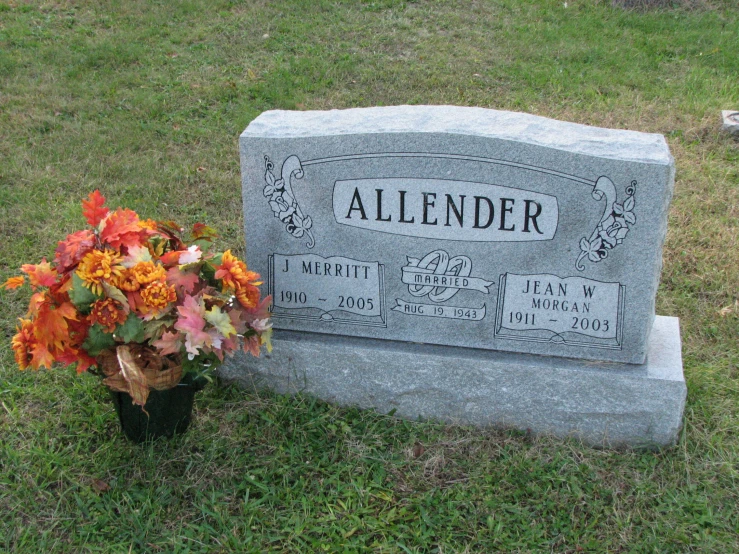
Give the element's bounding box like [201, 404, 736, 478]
[11, 319, 36, 370]
[131, 261, 166, 286]
[76, 249, 124, 295]
[89, 298, 128, 332]
[112, 268, 140, 292]
[235, 284, 261, 310]
[140, 280, 177, 312]
[215, 250, 261, 292]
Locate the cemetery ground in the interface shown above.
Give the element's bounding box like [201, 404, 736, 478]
[0, 0, 737, 551]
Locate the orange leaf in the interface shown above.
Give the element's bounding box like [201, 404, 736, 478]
[30, 342, 55, 370]
[115, 345, 150, 407]
[54, 230, 96, 273]
[81, 190, 110, 227]
[33, 300, 78, 352]
[1, 276, 25, 290]
[27, 292, 46, 317]
[99, 208, 147, 250]
[21, 259, 57, 289]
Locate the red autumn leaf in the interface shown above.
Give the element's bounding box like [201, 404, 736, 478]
[21, 259, 57, 289]
[99, 208, 146, 250]
[1, 276, 25, 290]
[242, 334, 261, 357]
[154, 221, 186, 252]
[159, 250, 184, 267]
[228, 307, 248, 334]
[54, 230, 96, 273]
[166, 266, 200, 295]
[152, 330, 184, 356]
[157, 220, 183, 235]
[76, 351, 97, 374]
[191, 222, 218, 241]
[48, 274, 73, 304]
[81, 190, 110, 227]
[66, 317, 92, 344]
[55, 347, 94, 374]
[243, 294, 272, 322]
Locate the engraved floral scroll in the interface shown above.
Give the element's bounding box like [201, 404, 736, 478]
[263, 155, 315, 248]
[575, 177, 636, 271]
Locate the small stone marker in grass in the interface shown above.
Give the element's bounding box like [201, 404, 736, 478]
[222, 106, 686, 448]
[722, 111, 739, 137]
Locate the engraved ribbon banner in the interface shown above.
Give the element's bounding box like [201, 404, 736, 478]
[401, 267, 492, 294]
[404, 250, 493, 303]
[392, 300, 486, 321]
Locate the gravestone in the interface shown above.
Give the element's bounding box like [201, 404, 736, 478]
[221, 106, 686, 448]
[722, 110, 739, 137]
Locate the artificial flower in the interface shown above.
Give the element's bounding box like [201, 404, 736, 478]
[76, 249, 125, 296]
[4, 190, 272, 407]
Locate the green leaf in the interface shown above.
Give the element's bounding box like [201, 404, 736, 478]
[82, 324, 115, 356]
[115, 313, 146, 344]
[69, 273, 101, 314]
[182, 351, 219, 378]
[192, 238, 213, 251]
[143, 318, 174, 340]
[202, 261, 217, 287]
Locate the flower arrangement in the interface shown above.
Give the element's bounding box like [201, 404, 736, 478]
[2, 191, 272, 407]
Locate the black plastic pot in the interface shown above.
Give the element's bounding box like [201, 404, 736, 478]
[110, 373, 208, 443]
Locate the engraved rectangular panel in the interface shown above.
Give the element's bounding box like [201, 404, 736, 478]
[269, 254, 386, 327]
[494, 273, 624, 349]
[333, 178, 558, 241]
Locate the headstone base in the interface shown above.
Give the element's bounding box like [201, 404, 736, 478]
[219, 316, 685, 449]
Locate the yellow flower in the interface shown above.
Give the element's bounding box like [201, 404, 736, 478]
[140, 280, 177, 313]
[76, 249, 125, 296]
[131, 261, 166, 286]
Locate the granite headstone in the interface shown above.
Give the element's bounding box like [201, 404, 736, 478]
[221, 106, 686, 447]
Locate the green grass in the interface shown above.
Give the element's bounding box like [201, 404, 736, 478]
[1, 0, 738, 551]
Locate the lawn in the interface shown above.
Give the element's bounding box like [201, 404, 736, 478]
[1, 0, 738, 551]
